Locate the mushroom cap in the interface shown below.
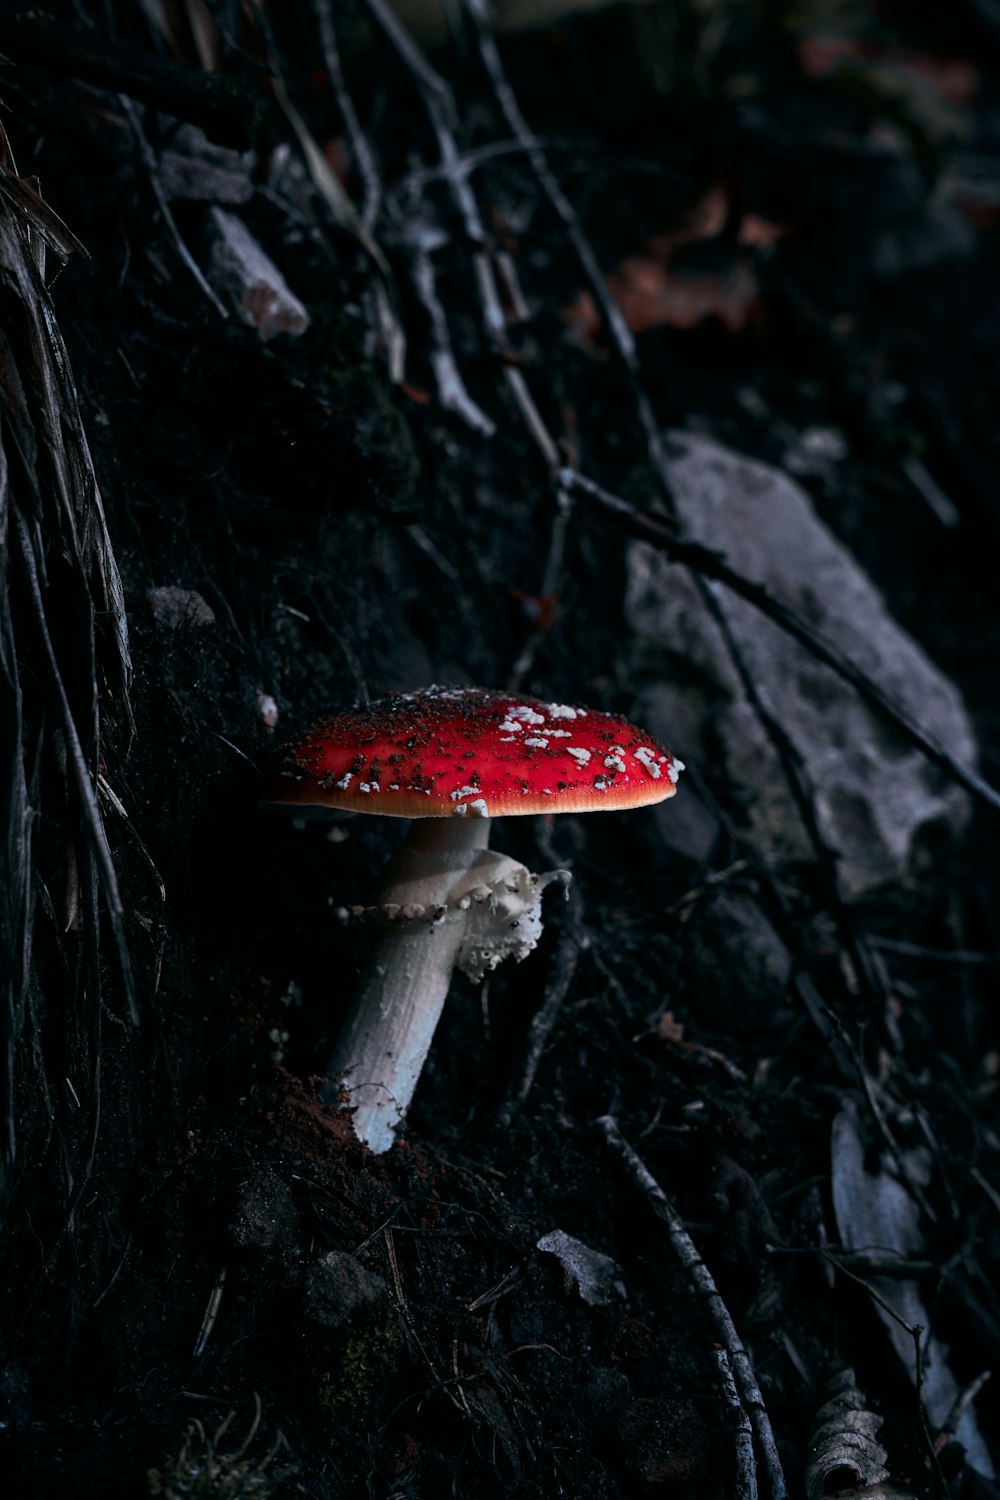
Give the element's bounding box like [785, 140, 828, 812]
[267, 686, 682, 819]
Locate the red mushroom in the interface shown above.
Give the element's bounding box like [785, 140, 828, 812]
[268, 686, 683, 1152]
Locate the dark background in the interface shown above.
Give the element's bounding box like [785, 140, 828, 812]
[1, 1, 1000, 1496]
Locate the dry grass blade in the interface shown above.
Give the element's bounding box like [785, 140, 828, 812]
[0, 171, 89, 263]
[0, 457, 29, 1168]
[0, 122, 133, 1176]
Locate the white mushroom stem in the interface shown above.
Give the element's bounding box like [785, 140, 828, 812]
[323, 817, 561, 1154]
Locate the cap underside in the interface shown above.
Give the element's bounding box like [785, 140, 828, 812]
[267, 778, 677, 819]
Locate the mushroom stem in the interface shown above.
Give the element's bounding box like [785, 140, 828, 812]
[323, 817, 493, 1154]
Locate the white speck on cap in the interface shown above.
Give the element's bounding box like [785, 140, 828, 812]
[567, 747, 591, 765]
[525, 737, 549, 749]
[635, 746, 662, 779]
[453, 797, 489, 817]
[257, 693, 279, 728]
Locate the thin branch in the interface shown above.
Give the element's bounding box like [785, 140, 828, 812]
[120, 96, 229, 320]
[507, 485, 574, 688]
[559, 467, 1000, 817]
[496, 881, 583, 1127]
[193, 1265, 228, 1359]
[366, 0, 560, 468]
[409, 245, 496, 436]
[818, 1246, 947, 1497]
[699, 581, 888, 1013]
[713, 1346, 759, 1500]
[463, 0, 671, 479]
[366, 0, 480, 237]
[254, 2, 405, 383]
[869, 938, 1000, 965]
[313, 0, 382, 234]
[596, 1114, 788, 1500]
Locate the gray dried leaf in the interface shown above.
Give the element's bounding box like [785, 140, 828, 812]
[157, 124, 255, 205]
[805, 1370, 889, 1500]
[537, 1229, 627, 1307]
[206, 209, 310, 342]
[146, 586, 216, 629]
[831, 1100, 995, 1478]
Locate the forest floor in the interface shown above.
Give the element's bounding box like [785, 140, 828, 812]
[2, 2, 1000, 1498]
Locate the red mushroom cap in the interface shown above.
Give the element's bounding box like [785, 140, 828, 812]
[267, 686, 682, 819]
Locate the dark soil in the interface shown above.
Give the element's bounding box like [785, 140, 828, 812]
[2, 3, 1000, 1498]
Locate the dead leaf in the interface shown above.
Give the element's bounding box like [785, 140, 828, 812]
[323, 137, 352, 190]
[608, 253, 761, 335]
[537, 1229, 628, 1306]
[670, 183, 730, 245]
[737, 214, 791, 250]
[831, 1100, 995, 1479]
[805, 1370, 889, 1500]
[650, 1010, 686, 1044]
[896, 51, 980, 108]
[399, 381, 431, 405]
[798, 32, 978, 106]
[797, 33, 871, 77]
[564, 183, 772, 342]
[512, 591, 560, 630]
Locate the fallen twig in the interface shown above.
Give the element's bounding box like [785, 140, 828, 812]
[558, 468, 1000, 817]
[463, 0, 670, 479]
[120, 96, 229, 319]
[254, 7, 406, 384]
[596, 1114, 788, 1500]
[313, 0, 382, 234]
[497, 881, 584, 1127]
[868, 938, 1000, 965]
[700, 581, 889, 1017]
[409, 243, 496, 436]
[508, 486, 575, 688]
[713, 1345, 759, 1500]
[366, 0, 559, 465]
